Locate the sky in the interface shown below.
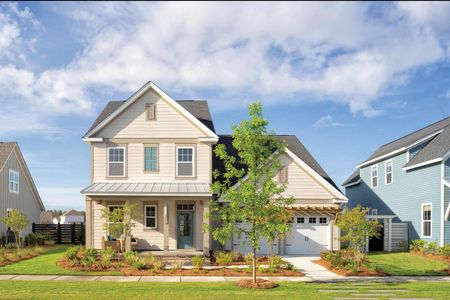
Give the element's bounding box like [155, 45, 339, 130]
[0, 1, 449, 210]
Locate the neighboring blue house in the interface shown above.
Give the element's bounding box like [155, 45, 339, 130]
[343, 116, 450, 251]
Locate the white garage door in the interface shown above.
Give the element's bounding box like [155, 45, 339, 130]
[232, 223, 278, 255]
[285, 215, 330, 255]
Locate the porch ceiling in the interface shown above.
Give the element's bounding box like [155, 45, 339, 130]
[81, 182, 212, 196]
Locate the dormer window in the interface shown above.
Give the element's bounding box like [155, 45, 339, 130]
[146, 103, 156, 120]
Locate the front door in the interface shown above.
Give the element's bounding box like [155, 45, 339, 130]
[177, 211, 194, 249]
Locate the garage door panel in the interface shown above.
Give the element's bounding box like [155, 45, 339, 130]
[232, 223, 278, 255]
[285, 215, 330, 255]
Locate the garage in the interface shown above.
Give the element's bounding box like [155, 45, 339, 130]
[284, 215, 330, 255]
[232, 223, 278, 255]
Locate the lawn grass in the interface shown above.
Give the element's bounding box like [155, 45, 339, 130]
[369, 252, 449, 276]
[0, 281, 448, 299]
[0, 245, 121, 276]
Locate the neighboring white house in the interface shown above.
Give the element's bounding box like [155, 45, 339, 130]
[53, 209, 85, 224]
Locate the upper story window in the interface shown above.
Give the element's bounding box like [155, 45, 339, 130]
[278, 167, 288, 183]
[385, 160, 393, 185]
[9, 169, 19, 194]
[146, 103, 156, 120]
[144, 146, 158, 171]
[108, 147, 125, 177]
[371, 165, 378, 188]
[176, 147, 194, 177]
[422, 203, 432, 238]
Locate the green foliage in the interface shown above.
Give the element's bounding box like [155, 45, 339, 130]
[244, 253, 255, 265]
[100, 247, 115, 268]
[26, 233, 48, 246]
[215, 251, 233, 265]
[172, 260, 183, 271]
[208, 102, 294, 283]
[0, 210, 30, 251]
[398, 240, 408, 251]
[123, 250, 139, 265]
[335, 205, 381, 270]
[321, 250, 358, 271]
[438, 244, 450, 258]
[231, 251, 242, 262]
[285, 262, 296, 271]
[33, 246, 44, 255]
[65, 246, 81, 261]
[101, 203, 136, 252]
[191, 255, 205, 269]
[426, 241, 439, 254]
[130, 258, 146, 270]
[151, 259, 164, 272]
[268, 255, 282, 272]
[410, 239, 427, 252]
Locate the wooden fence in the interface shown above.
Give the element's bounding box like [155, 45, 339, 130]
[32, 222, 85, 245]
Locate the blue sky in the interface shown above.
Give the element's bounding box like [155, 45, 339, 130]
[0, 2, 449, 210]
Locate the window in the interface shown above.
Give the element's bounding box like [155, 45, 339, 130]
[177, 204, 194, 210]
[422, 203, 432, 238]
[296, 217, 304, 224]
[309, 217, 316, 224]
[176, 147, 194, 177]
[146, 103, 156, 120]
[278, 167, 288, 183]
[144, 146, 158, 171]
[8, 169, 19, 193]
[385, 160, 393, 185]
[371, 165, 378, 188]
[145, 205, 157, 229]
[319, 217, 327, 224]
[107, 205, 123, 237]
[370, 208, 378, 216]
[108, 147, 125, 177]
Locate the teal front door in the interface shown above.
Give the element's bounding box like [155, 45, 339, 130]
[177, 211, 194, 249]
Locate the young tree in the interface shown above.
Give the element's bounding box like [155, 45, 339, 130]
[209, 102, 294, 283]
[335, 205, 381, 270]
[101, 203, 136, 252]
[0, 210, 30, 252]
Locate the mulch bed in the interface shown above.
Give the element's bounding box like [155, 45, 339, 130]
[0, 252, 41, 267]
[238, 279, 278, 289]
[410, 251, 450, 263]
[57, 258, 304, 277]
[313, 259, 388, 276]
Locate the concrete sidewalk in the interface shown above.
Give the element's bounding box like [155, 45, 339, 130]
[0, 274, 448, 282]
[282, 256, 340, 279]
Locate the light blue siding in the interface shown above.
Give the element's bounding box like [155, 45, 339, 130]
[445, 158, 450, 180]
[346, 152, 442, 244]
[445, 186, 450, 244]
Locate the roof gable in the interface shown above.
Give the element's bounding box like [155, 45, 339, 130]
[0, 142, 16, 171]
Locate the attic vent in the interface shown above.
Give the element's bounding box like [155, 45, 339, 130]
[278, 167, 288, 183]
[146, 103, 156, 120]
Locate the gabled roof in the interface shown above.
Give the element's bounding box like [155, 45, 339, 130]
[213, 134, 342, 193]
[0, 142, 16, 170]
[341, 169, 360, 187]
[83, 82, 218, 139]
[61, 209, 85, 217]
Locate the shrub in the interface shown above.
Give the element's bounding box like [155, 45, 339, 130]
[398, 240, 408, 251]
[130, 257, 147, 270]
[5, 252, 20, 261]
[173, 260, 183, 271]
[123, 250, 138, 265]
[85, 248, 97, 260]
[100, 247, 115, 268]
[81, 257, 96, 268]
[257, 265, 267, 273]
[244, 253, 255, 265]
[215, 251, 233, 265]
[231, 251, 242, 262]
[321, 250, 357, 271]
[438, 244, 450, 258]
[191, 255, 205, 269]
[33, 246, 44, 255]
[65, 246, 80, 261]
[0, 254, 5, 264]
[151, 259, 164, 272]
[18, 248, 34, 258]
[26, 233, 47, 246]
[410, 239, 426, 252]
[426, 241, 439, 254]
[268, 255, 282, 272]
[285, 262, 296, 271]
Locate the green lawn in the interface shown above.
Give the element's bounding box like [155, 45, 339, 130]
[0, 281, 448, 299]
[0, 245, 121, 276]
[369, 252, 449, 276]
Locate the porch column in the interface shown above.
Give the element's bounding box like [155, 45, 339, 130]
[203, 199, 210, 256]
[85, 197, 93, 248]
[163, 199, 169, 251]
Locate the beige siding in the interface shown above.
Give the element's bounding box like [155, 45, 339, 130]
[278, 155, 335, 201]
[332, 220, 340, 251]
[92, 142, 211, 183]
[95, 89, 206, 139]
[0, 149, 42, 237]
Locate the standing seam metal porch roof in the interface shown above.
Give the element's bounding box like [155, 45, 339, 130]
[81, 182, 212, 195]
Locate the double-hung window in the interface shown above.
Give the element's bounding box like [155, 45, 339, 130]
[176, 147, 194, 177]
[108, 147, 125, 177]
[9, 169, 19, 194]
[144, 146, 158, 171]
[422, 203, 432, 238]
[145, 205, 157, 229]
[371, 165, 378, 188]
[385, 160, 393, 185]
[107, 205, 123, 238]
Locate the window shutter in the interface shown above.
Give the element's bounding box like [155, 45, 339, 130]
[147, 103, 156, 120]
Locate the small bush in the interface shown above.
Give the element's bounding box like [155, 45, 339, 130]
[123, 250, 139, 265]
[100, 247, 115, 268]
[191, 255, 205, 269]
[5, 252, 20, 261]
[0, 254, 6, 264]
[257, 265, 267, 273]
[216, 251, 233, 265]
[397, 240, 408, 251]
[65, 246, 80, 261]
[81, 257, 96, 268]
[151, 259, 164, 272]
[33, 246, 44, 255]
[285, 262, 296, 271]
[26, 233, 47, 246]
[244, 253, 255, 265]
[438, 244, 450, 258]
[268, 255, 282, 272]
[130, 257, 147, 270]
[172, 260, 183, 271]
[85, 248, 97, 260]
[410, 239, 427, 252]
[231, 251, 242, 262]
[426, 241, 439, 254]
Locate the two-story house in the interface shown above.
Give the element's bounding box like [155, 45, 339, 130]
[82, 82, 347, 256]
[343, 116, 450, 250]
[0, 142, 45, 238]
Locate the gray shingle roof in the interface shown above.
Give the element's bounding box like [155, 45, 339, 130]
[341, 169, 360, 187]
[213, 135, 339, 190]
[0, 142, 16, 170]
[85, 99, 215, 136]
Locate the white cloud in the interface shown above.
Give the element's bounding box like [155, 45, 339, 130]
[313, 115, 345, 128]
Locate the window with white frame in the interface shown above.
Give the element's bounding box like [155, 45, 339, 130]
[371, 165, 378, 188]
[107, 205, 123, 238]
[422, 203, 432, 238]
[108, 147, 125, 177]
[145, 205, 157, 229]
[9, 169, 19, 193]
[385, 160, 393, 185]
[176, 147, 194, 177]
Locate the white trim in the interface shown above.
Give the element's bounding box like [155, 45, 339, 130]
[198, 137, 219, 143]
[356, 148, 405, 168]
[385, 160, 393, 185]
[342, 178, 361, 188]
[83, 193, 212, 197]
[407, 130, 443, 151]
[421, 202, 432, 238]
[440, 162, 445, 246]
[83, 81, 218, 139]
[366, 214, 396, 219]
[403, 158, 442, 171]
[445, 201, 450, 221]
[107, 147, 126, 178]
[371, 165, 378, 188]
[82, 137, 103, 143]
[444, 179, 450, 188]
[176, 146, 195, 177]
[144, 205, 157, 229]
[8, 169, 19, 194]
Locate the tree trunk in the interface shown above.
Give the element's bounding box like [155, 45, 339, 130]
[252, 248, 257, 283]
[14, 231, 20, 252]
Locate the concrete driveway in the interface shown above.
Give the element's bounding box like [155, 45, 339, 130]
[282, 256, 341, 279]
